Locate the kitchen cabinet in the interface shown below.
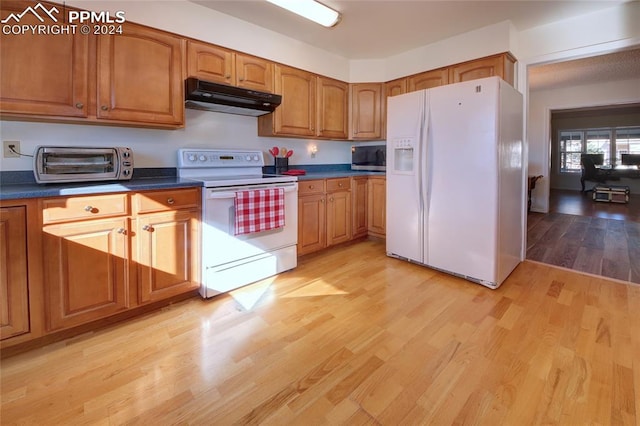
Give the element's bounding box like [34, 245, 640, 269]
[0, 206, 30, 340]
[1, 1, 184, 128]
[259, 64, 317, 137]
[97, 22, 184, 126]
[317, 77, 349, 139]
[326, 178, 352, 246]
[298, 180, 326, 255]
[298, 178, 353, 255]
[41, 194, 131, 331]
[349, 83, 384, 140]
[385, 78, 407, 98]
[351, 176, 368, 239]
[408, 68, 449, 91]
[0, 0, 89, 118]
[367, 177, 386, 238]
[39, 188, 200, 332]
[449, 52, 516, 86]
[134, 189, 200, 303]
[187, 41, 274, 93]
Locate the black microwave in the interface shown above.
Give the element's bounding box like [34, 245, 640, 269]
[351, 145, 386, 171]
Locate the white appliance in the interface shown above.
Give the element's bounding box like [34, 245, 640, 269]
[386, 76, 524, 289]
[177, 149, 298, 298]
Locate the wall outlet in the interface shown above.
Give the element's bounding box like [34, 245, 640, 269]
[3, 141, 20, 158]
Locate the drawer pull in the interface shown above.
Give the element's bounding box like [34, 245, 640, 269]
[320, 198, 324, 203]
[338, 183, 343, 187]
[167, 197, 175, 205]
[101, 105, 109, 111]
[84, 205, 94, 212]
[143, 225, 153, 232]
[117, 228, 126, 235]
[75, 102, 84, 109]
[330, 197, 334, 202]
[309, 185, 314, 189]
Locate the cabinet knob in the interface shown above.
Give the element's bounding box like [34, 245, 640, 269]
[225, 74, 231, 79]
[75, 102, 84, 109]
[143, 225, 153, 232]
[84, 205, 94, 212]
[309, 185, 314, 189]
[167, 197, 175, 205]
[338, 183, 343, 187]
[238, 77, 245, 82]
[117, 228, 126, 235]
[330, 197, 334, 202]
[101, 105, 109, 111]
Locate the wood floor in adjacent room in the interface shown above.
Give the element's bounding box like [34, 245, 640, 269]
[2, 241, 639, 425]
[527, 189, 640, 285]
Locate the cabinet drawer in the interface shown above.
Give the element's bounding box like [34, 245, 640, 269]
[326, 178, 351, 192]
[299, 180, 325, 195]
[136, 188, 200, 213]
[42, 194, 129, 224]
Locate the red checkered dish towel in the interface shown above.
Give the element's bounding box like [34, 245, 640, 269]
[234, 188, 285, 235]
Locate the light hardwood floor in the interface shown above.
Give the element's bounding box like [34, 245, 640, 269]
[2, 240, 639, 425]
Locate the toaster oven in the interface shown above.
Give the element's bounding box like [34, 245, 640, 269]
[34, 146, 134, 184]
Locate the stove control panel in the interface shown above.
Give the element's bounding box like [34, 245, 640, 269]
[178, 149, 264, 168]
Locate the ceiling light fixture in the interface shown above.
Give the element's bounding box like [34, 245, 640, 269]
[265, 0, 341, 28]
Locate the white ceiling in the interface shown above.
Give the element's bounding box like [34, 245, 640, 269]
[190, 0, 629, 60]
[190, 0, 639, 90]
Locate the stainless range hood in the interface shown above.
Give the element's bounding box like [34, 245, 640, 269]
[185, 78, 282, 117]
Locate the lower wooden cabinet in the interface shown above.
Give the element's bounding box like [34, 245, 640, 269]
[0, 206, 30, 340]
[297, 176, 385, 256]
[367, 177, 386, 238]
[43, 218, 130, 331]
[1, 188, 201, 347]
[136, 210, 199, 303]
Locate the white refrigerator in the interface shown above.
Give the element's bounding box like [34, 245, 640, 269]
[386, 76, 524, 289]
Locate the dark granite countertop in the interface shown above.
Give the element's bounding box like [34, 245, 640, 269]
[0, 165, 386, 200]
[0, 169, 202, 201]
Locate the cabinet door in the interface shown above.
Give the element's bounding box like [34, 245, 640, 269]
[187, 40, 234, 85]
[136, 210, 199, 303]
[0, 1, 89, 117]
[449, 53, 515, 85]
[298, 194, 326, 255]
[236, 53, 274, 93]
[327, 191, 352, 246]
[97, 23, 183, 126]
[349, 83, 383, 140]
[367, 178, 386, 238]
[385, 78, 407, 98]
[408, 68, 448, 92]
[317, 77, 348, 139]
[270, 64, 317, 137]
[43, 218, 129, 331]
[351, 177, 368, 239]
[0, 206, 30, 340]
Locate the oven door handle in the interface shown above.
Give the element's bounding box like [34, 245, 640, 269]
[206, 183, 298, 199]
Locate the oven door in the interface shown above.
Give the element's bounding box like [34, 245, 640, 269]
[201, 181, 298, 296]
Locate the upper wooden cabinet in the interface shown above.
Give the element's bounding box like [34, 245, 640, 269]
[385, 78, 407, 98]
[408, 68, 449, 92]
[449, 53, 516, 86]
[187, 41, 274, 93]
[349, 83, 384, 140]
[0, 1, 184, 128]
[317, 77, 349, 139]
[0, 1, 90, 118]
[97, 23, 184, 126]
[258, 64, 317, 137]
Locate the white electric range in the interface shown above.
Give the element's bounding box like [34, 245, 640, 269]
[177, 148, 298, 298]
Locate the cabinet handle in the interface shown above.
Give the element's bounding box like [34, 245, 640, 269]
[320, 199, 324, 203]
[330, 197, 334, 202]
[308, 185, 314, 190]
[84, 205, 94, 212]
[143, 225, 153, 232]
[167, 197, 175, 205]
[225, 74, 231, 79]
[238, 77, 245, 82]
[338, 183, 343, 187]
[75, 102, 84, 109]
[101, 105, 109, 111]
[117, 228, 126, 235]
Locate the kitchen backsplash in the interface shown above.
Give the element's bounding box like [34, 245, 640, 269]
[0, 109, 384, 171]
